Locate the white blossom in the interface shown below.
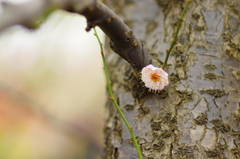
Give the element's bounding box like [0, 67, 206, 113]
[141, 64, 169, 92]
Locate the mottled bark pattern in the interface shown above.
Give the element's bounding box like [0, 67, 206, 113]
[103, 0, 240, 158]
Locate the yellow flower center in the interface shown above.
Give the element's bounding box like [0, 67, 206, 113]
[150, 73, 160, 82]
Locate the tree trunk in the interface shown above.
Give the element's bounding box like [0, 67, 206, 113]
[102, 0, 240, 158]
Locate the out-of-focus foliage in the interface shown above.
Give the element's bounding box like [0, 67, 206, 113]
[0, 9, 105, 159]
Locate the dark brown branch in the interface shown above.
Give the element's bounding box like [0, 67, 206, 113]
[0, 0, 49, 30]
[75, 2, 150, 71]
[0, 0, 150, 72]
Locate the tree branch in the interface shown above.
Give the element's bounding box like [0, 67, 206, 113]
[0, 0, 49, 30]
[0, 0, 150, 72]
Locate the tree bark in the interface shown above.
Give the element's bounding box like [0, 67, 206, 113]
[102, 0, 240, 158]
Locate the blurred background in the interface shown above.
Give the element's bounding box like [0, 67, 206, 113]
[0, 1, 106, 158]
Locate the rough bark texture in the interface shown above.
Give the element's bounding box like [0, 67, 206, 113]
[102, 0, 240, 158]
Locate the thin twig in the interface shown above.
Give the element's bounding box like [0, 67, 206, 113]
[93, 28, 143, 159]
[162, 0, 192, 69]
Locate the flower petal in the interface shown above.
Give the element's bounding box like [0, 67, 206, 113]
[141, 64, 169, 92]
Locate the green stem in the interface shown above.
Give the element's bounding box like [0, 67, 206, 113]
[93, 28, 143, 159]
[162, 0, 192, 69]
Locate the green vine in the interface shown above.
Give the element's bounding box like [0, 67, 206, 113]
[163, 0, 192, 69]
[93, 28, 143, 159]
